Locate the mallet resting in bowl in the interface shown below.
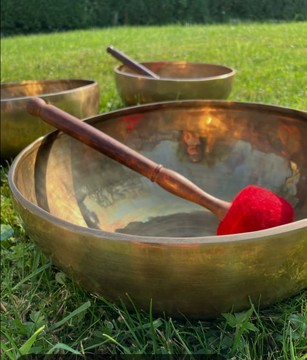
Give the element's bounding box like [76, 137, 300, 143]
[27, 97, 294, 235]
[106, 46, 160, 79]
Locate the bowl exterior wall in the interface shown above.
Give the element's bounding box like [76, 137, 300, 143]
[11, 194, 307, 318]
[116, 74, 234, 106]
[1, 80, 99, 159]
[115, 62, 235, 106]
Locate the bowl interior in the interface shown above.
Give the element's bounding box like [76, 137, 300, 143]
[13, 101, 307, 238]
[1, 79, 95, 100]
[117, 61, 234, 80]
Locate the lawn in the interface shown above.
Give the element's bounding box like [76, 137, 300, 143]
[1, 22, 307, 358]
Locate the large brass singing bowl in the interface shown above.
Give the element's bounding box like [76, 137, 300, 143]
[1, 79, 99, 159]
[114, 61, 236, 105]
[9, 100, 307, 319]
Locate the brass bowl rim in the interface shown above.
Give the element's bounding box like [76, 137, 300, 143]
[1, 78, 98, 102]
[9, 100, 307, 245]
[114, 61, 236, 81]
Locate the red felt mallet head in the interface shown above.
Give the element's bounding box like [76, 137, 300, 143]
[217, 185, 294, 235]
[27, 98, 295, 237]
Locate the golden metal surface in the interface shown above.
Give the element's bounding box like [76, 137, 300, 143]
[114, 61, 236, 105]
[1, 79, 100, 159]
[9, 100, 307, 319]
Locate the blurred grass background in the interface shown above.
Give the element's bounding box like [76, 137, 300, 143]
[1, 22, 307, 111]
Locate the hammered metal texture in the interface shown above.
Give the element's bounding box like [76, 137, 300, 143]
[9, 100, 307, 318]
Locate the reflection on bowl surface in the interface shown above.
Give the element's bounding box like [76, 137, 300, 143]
[9, 100, 307, 318]
[1, 79, 99, 159]
[115, 61, 235, 105]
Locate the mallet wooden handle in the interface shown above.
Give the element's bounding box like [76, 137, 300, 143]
[107, 46, 160, 79]
[27, 97, 230, 220]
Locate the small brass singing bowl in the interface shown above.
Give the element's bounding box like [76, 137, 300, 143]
[9, 100, 307, 319]
[114, 61, 236, 106]
[1, 79, 100, 159]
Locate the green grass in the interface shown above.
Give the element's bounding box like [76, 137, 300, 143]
[1, 22, 307, 358]
[1, 22, 307, 111]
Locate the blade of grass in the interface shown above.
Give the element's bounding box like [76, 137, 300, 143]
[169, 318, 193, 354]
[116, 299, 144, 349]
[149, 298, 158, 353]
[46, 343, 82, 355]
[12, 263, 51, 291]
[0, 341, 17, 360]
[49, 301, 91, 331]
[18, 325, 45, 355]
[102, 333, 131, 354]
